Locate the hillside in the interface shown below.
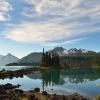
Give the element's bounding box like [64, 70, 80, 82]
[0, 53, 19, 66]
[6, 53, 42, 66]
[6, 47, 100, 67]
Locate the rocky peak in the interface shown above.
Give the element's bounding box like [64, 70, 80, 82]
[52, 47, 65, 53]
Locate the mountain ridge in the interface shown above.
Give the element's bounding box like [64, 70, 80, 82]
[6, 47, 98, 66]
[49, 47, 97, 56]
[0, 53, 19, 66]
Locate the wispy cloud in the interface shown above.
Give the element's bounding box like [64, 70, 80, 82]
[4, 0, 100, 46]
[25, 0, 100, 20]
[0, 0, 12, 21]
[42, 37, 88, 47]
[5, 20, 98, 45]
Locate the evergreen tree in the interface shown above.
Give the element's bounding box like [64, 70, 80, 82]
[45, 52, 49, 67]
[48, 52, 52, 66]
[41, 48, 46, 67]
[41, 48, 61, 68]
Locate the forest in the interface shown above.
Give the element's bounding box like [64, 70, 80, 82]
[60, 52, 100, 69]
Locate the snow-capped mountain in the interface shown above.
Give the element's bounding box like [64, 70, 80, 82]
[50, 47, 92, 56]
[0, 53, 19, 65]
[67, 48, 88, 54]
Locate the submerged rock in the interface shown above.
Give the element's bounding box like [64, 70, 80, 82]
[42, 91, 48, 95]
[34, 88, 40, 92]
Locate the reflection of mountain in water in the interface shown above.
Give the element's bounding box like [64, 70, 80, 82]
[27, 71, 42, 79]
[27, 68, 100, 86]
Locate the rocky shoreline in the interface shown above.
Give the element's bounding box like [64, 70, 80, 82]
[0, 68, 99, 100]
[0, 67, 37, 79]
[0, 83, 98, 100]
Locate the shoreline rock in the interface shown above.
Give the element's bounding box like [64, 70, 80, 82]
[0, 67, 37, 79]
[0, 84, 95, 100]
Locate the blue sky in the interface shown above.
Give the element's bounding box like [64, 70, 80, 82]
[0, 0, 100, 58]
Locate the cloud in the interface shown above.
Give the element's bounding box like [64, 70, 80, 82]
[22, 0, 100, 26]
[0, 0, 12, 21]
[5, 20, 99, 46]
[23, 0, 100, 23]
[4, 0, 100, 46]
[42, 37, 88, 47]
[25, 0, 100, 20]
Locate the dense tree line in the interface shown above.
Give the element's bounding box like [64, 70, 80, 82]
[6, 63, 40, 66]
[60, 52, 100, 69]
[41, 48, 61, 68]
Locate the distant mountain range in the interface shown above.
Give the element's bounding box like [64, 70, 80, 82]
[6, 52, 42, 66]
[50, 47, 96, 56]
[6, 47, 98, 66]
[0, 53, 19, 66]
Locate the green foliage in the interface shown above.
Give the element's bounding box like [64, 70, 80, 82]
[60, 53, 100, 69]
[41, 48, 61, 68]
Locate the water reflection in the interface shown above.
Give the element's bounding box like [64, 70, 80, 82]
[61, 68, 100, 84]
[28, 68, 100, 85]
[41, 70, 60, 86]
[27, 69, 100, 97]
[0, 67, 100, 97]
[41, 70, 61, 91]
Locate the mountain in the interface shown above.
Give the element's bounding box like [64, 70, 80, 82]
[6, 52, 42, 66]
[49, 47, 67, 56]
[6, 47, 97, 66]
[51, 47, 65, 53]
[0, 53, 19, 66]
[67, 48, 88, 55]
[17, 52, 42, 64]
[49, 47, 96, 56]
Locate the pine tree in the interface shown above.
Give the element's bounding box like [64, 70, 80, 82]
[41, 48, 61, 68]
[41, 48, 46, 67]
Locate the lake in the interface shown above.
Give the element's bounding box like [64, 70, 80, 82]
[0, 66, 100, 98]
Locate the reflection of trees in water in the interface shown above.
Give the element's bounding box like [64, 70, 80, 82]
[61, 68, 100, 84]
[27, 68, 100, 88]
[41, 68, 100, 88]
[41, 70, 61, 87]
[41, 70, 61, 91]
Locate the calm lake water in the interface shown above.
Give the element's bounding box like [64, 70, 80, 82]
[0, 66, 100, 98]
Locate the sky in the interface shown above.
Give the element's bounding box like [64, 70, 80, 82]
[0, 0, 100, 58]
